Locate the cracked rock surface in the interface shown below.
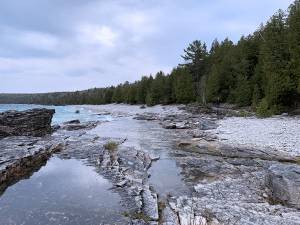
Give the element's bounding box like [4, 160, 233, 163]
[1, 105, 300, 225]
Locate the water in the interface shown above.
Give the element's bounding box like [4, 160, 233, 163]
[0, 157, 126, 225]
[89, 116, 189, 196]
[0, 104, 111, 125]
[0, 104, 190, 224]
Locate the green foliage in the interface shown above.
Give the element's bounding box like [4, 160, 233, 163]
[104, 141, 119, 151]
[181, 40, 209, 103]
[171, 67, 196, 103]
[256, 98, 273, 117]
[287, 1, 300, 95]
[1, 1, 299, 115]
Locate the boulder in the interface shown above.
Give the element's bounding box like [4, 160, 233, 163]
[133, 113, 158, 121]
[61, 121, 99, 131]
[198, 119, 218, 130]
[0, 108, 55, 137]
[162, 122, 176, 129]
[266, 164, 300, 209]
[63, 119, 80, 124]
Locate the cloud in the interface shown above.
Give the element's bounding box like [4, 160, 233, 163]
[78, 25, 118, 47]
[18, 31, 59, 51]
[0, 0, 295, 93]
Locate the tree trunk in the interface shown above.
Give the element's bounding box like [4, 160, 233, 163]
[200, 75, 207, 105]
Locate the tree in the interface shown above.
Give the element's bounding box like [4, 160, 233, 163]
[287, 0, 300, 102]
[205, 38, 236, 103]
[181, 40, 208, 103]
[261, 10, 295, 112]
[171, 67, 195, 103]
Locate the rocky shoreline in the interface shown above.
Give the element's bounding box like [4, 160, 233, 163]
[0, 106, 299, 225]
[131, 106, 300, 224]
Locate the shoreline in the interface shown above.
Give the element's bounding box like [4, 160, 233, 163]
[0, 105, 299, 224]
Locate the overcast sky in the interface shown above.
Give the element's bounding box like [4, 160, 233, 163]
[0, 0, 294, 93]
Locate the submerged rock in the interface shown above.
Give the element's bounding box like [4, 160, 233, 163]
[63, 119, 80, 124]
[0, 108, 55, 138]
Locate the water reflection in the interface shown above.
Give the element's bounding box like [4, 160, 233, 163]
[0, 157, 125, 225]
[90, 117, 190, 197]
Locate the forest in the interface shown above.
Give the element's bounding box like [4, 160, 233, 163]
[1, 1, 300, 116]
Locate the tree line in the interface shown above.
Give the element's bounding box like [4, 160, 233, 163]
[1, 1, 299, 115]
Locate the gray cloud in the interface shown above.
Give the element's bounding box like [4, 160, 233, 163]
[0, 0, 294, 93]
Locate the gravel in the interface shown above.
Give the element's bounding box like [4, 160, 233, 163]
[214, 116, 300, 156]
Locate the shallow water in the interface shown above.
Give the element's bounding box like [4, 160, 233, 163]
[0, 104, 190, 224]
[0, 157, 125, 225]
[89, 116, 190, 197]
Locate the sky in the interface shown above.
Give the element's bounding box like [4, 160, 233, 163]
[0, 0, 294, 93]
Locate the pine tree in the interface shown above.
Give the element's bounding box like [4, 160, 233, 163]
[171, 67, 195, 103]
[261, 10, 294, 112]
[181, 40, 208, 103]
[287, 0, 300, 103]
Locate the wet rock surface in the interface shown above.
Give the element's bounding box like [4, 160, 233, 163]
[1, 105, 300, 225]
[0, 108, 55, 138]
[0, 136, 64, 195]
[0, 123, 162, 224]
[52, 128, 161, 224]
[60, 120, 100, 131]
[133, 107, 300, 225]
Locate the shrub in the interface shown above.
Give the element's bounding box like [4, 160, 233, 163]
[104, 141, 119, 151]
[256, 98, 272, 117]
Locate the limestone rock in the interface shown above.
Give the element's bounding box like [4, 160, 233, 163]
[0, 108, 55, 137]
[267, 164, 300, 209]
[61, 120, 99, 131]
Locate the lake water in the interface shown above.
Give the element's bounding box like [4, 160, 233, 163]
[0, 104, 111, 124]
[0, 104, 189, 224]
[0, 104, 125, 225]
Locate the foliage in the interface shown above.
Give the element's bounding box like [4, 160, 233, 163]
[104, 141, 119, 151]
[1, 1, 300, 115]
[256, 98, 273, 117]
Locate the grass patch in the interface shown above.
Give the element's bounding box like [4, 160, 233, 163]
[158, 200, 167, 224]
[122, 212, 152, 222]
[104, 141, 119, 151]
[238, 110, 252, 117]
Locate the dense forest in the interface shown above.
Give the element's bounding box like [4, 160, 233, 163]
[1, 1, 300, 115]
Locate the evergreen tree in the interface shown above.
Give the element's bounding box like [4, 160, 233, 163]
[181, 40, 208, 103]
[287, 0, 300, 101]
[261, 10, 294, 112]
[171, 67, 195, 103]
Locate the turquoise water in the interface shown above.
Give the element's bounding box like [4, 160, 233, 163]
[0, 104, 110, 125]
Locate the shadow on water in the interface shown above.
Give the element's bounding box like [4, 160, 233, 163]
[0, 157, 126, 225]
[0, 159, 48, 198]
